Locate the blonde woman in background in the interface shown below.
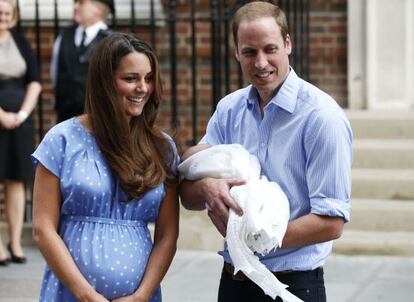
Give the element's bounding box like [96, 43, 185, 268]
[0, 0, 42, 266]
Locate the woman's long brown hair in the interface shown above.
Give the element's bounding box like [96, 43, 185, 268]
[84, 32, 175, 200]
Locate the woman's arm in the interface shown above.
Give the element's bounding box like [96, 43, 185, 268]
[114, 182, 179, 302]
[32, 163, 109, 302]
[15, 81, 42, 125]
[0, 81, 42, 129]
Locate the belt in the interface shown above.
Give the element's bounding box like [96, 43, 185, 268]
[0, 79, 25, 89]
[61, 215, 147, 227]
[223, 262, 323, 281]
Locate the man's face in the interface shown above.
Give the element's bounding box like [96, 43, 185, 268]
[74, 0, 102, 27]
[235, 17, 291, 104]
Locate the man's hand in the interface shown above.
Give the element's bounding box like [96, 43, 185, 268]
[202, 178, 245, 236]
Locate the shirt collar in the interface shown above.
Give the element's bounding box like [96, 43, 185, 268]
[76, 21, 108, 46]
[246, 67, 301, 114]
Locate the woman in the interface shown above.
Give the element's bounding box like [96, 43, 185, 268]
[0, 0, 42, 266]
[32, 33, 179, 301]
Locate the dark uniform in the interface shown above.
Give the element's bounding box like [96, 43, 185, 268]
[55, 26, 111, 122]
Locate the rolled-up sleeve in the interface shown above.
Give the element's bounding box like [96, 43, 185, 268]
[304, 109, 353, 222]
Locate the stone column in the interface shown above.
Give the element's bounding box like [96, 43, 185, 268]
[348, 0, 414, 109]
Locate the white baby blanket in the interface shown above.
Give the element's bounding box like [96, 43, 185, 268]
[178, 144, 302, 301]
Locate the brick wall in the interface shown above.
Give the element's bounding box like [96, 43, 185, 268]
[0, 0, 348, 218]
[309, 0, 348, 107]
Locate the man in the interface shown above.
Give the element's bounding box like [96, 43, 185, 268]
[179, 2, 352, 301]
[50, 0, 114, 122]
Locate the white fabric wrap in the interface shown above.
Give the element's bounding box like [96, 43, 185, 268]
[178, 144, 302, 301]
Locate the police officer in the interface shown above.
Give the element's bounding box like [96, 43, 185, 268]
[50, 0, 114, 122]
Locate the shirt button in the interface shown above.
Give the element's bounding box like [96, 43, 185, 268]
[261, 143, 266, 148]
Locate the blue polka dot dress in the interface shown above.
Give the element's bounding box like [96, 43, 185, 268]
[31, 118, 178, 301]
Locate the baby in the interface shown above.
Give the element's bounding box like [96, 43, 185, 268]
[179, 144, 300, 301]
[181, 143, 211, 161]
[179, 143, 261, 182]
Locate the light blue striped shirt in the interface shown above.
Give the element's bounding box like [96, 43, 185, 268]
[200, 68, 352, 271]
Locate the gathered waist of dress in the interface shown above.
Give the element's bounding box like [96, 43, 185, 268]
[0, 78, 25, 89]
[61, 215, 147, 227]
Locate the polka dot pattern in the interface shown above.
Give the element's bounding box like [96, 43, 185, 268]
[31, 118, 178, 301]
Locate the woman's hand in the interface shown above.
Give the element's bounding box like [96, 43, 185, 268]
[77, 291, 109, 302]
[111, 293, 149, 302]
[0, 111, 19, 129]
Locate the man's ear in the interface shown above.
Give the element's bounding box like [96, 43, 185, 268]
[285, 34, 292, 55]
[91, 1, 107, 19]
[235, 45, 240, 62]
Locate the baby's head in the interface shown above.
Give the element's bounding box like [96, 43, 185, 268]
[181, 144, 211, 161]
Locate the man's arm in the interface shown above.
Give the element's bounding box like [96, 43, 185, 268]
[281, 214, 344, 248]
[283, 108, 352, 249]
[50, 35, 62, 88]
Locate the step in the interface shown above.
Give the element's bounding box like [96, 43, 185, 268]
[333, 229, 414, 256]
[177, 208, 223, 251]
[352, 169, 414, 200]
[150, 208, 224, 251]
[353, 139, 414, 169]
[0, 222, 34, 245]
[347, 110, 414, 139]
[348, 199, 414, 232]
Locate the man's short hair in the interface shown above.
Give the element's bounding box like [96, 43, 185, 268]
[92, 0, 111, 20]
[232, 1, 289, 46]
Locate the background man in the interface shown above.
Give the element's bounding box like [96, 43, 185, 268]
[50, 0, 114, 122]
[179, 2, 352, 301]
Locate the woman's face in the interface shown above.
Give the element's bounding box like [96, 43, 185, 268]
[115, 51, 154, 118]
[0, 1, 14, 32]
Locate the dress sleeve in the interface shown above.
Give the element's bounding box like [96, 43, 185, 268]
[165, 134, 180, 177]
[22, 39, 40, 84]
[12, 30, 41, 84]
[31, 125, 67, 178]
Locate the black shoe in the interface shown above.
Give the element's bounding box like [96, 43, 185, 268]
[0, 257, 10, 266]
[7, 243, 27, 264]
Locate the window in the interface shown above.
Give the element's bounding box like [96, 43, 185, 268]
[18, 0, 164, 24]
